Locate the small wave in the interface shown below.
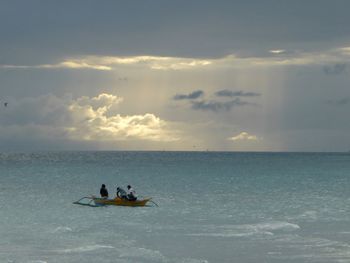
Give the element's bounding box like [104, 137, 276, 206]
[189, 231, 274, 238]
[292, 210, 319, 221]
[187, 221, 299, 239]
[252, 221, 300, 231]
[59, 244, 114, 253]
[119, 247, 165, 261]
[180, 259, 209, 263]
[272, 235, 350, 261]
[267, 252, 282, 255]
[51, 226, 73, 233]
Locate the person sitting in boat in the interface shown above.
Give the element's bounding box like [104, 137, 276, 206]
[116, 186, 127, 200]
[127, 185, 137, 201]
[100, 184, 109, 199]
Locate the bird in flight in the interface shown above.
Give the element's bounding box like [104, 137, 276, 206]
[4, 102, 8, 107]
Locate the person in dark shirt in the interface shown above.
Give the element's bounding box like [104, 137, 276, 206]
[100, 184, 109, 198]
[116, 186, 127, 200]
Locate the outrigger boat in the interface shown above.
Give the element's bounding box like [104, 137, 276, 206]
[73, 196, 157, 207]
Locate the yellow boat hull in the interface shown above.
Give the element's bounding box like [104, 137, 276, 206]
[93, 197, 151, 207]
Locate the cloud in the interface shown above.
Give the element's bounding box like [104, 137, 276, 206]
[173, 90, 204, 100]
[221, 46, 350, 67]
[1, 61, 111, 71]
[173, 90, 260, 112]
[69, 94, 180, 142]
[0, 93, 179, 143]
[2, 1, 350, 63]
[327, 97, 350, 105]
[77, 55, 212, 70]
[173, 90, 259, 112]
[0, 56, 212, 71]
[269, 49, 286, 54]
[73, 93, 123, 111]
[323, 63, 347, 75]
[228, 132, 259, 141]
[98, 49, 350, 68]
[191, 98, 252, 112]
[215, 90, 261, 97]
[3, 45, 350, 72]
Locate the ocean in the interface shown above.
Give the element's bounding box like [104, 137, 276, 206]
[0, 151, 350, 263]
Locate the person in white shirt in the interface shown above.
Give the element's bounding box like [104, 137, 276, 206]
[127, 185, 137, 201]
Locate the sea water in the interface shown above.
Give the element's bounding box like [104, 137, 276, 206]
[0, 152, 350, 263]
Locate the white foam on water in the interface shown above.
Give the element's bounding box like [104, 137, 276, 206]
[274, 235, 350, 249]
[252, 221, 300, 231]
[51, 226, 73, 233]
[290, 210, 319, 221]
[179, 259, 209, 263]
[118, 246, 210, 263]
[305, 238, 347, 248]
[267, 252, 282, 255]
[119, 247, 166, 262]
[187, 221, 299, 238]
[269, 234, 350, 262]
[58, 244, 114, 253]
[188, 231, 274, 238]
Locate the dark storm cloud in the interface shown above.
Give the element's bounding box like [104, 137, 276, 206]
[173, 90, 204, 100]
[323, 63, 347, 75]
[2, 0, 350, 63]
[215, 90, 261, 97]
[191, 98, 251, 112]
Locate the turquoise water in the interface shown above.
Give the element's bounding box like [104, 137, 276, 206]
[0, 152, 350, 263]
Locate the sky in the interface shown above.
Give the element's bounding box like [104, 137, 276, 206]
[1, 0, 350, 151]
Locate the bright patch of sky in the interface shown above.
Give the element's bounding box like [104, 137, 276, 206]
[1, 0, 350, 151]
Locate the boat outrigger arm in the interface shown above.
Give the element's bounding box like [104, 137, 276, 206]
[73, 196, 100, 207]
[73, 196, 158, 207]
